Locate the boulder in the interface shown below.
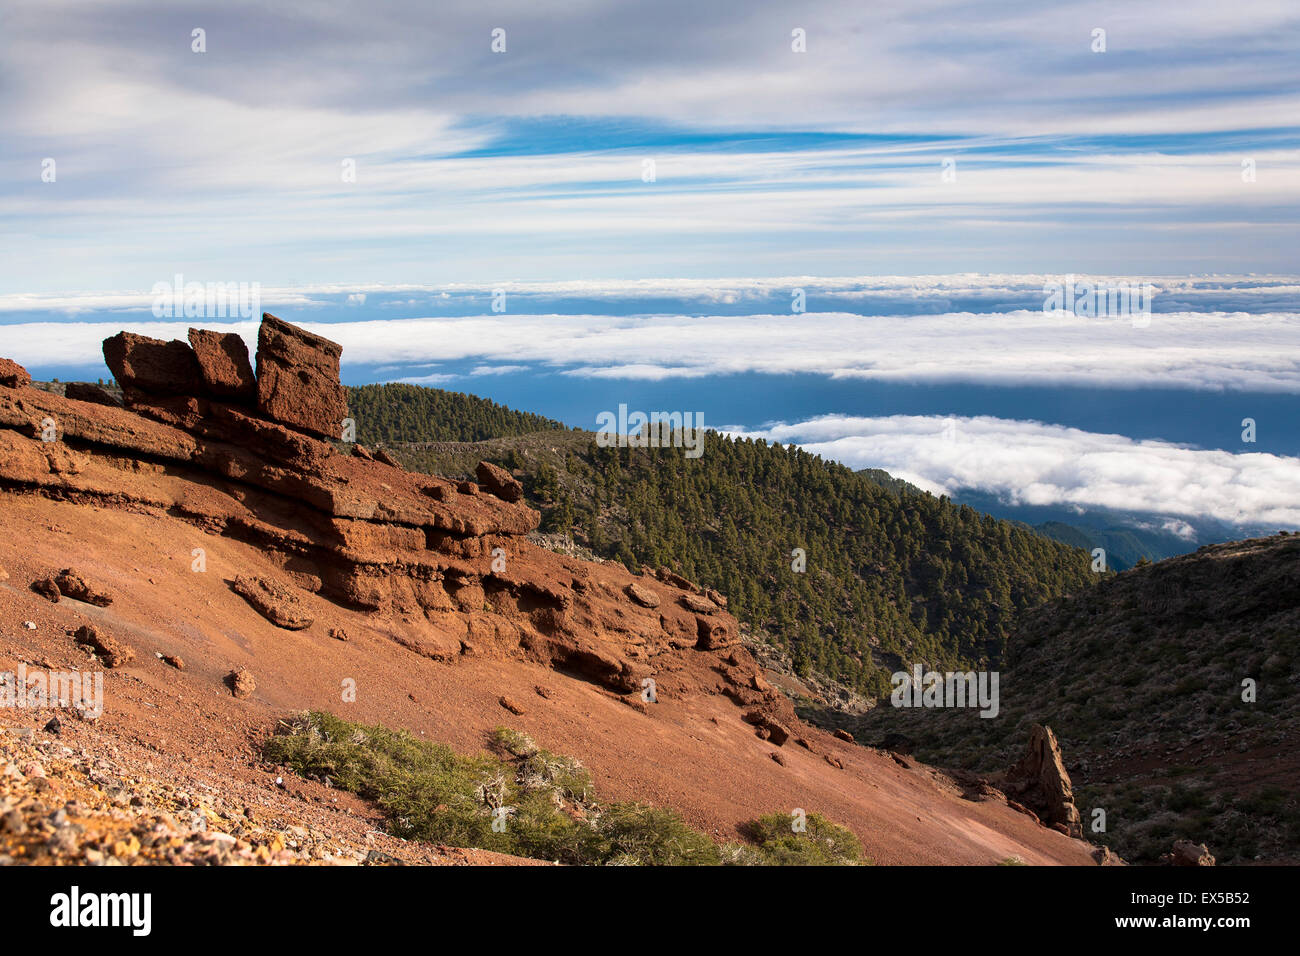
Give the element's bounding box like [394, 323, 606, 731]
[188, 329, 256, 401]
[0, 358, 32, 389]
[74, 625, 134, 668]
[64, 383, 121, 407]
[625, 581, 661, 609]
[55, 568, 113, 606]
[102, 333, 201, 397]
[476, 460, 523, 503]
[679, 592, 715, 614]
[31, 577, 61, 603]
[1167, 840, 1215, 867]
[254, 313, 347, 440]
[695, 614, 738, 650]
[231, 575, 314, 630]
[1003, 724, 1083, 838]
[744, 710, 790, 746]
[227, 668, 256, 700]
[655, 567, 696, 591]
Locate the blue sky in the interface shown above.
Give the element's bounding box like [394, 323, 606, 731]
[1, 1, 1298, 541]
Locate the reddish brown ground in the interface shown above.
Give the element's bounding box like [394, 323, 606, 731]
[0, 493, 1102, 865]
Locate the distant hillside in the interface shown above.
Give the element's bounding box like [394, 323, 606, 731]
[953, 490, 1261, 571]
[844, 534, 1300, 864]
[351, 383, 1099, 698]
[347, 383, 567, 444]
[1033, 521, 1182, 571]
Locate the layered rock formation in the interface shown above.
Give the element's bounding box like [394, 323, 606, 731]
[0, 314, 787, 724]
[1003, 724, 1084, 838]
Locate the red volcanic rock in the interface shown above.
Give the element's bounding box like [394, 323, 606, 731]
[31, 577, 61, 603]
[254, 313, 347, 440]
[476, 460, 523, 502]
[55, 568, 113, 606]
[625, 581, 661, 608]
[744, 710, 790, 746]
[680, 592, 714, 614]
[102, 332, 202, 397]
[0, 319, 772, 723]
[64, 383, 120, 407]
[1003, 724, 1083, 838]
[227, 668, 256, 700]
[0, 358, 31, 389]
[1167, 840, 1216, 867]
[74, 624, 134, 668]
[656, 567, 696, 591]
[188, 328, 256, 401]
[695, 614, 738, 650]
[232, 575, 314, 630]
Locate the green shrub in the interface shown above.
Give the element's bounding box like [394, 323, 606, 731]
[266, 712, 863, 867]
[742, 811, 867, 865]
[584, 804, 722, 866]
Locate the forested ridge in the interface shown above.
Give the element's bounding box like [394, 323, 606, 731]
[347, 383, 567, 443]
[347, 384, 1098, 697]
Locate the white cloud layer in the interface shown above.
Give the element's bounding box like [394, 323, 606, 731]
[4, 274, 1297, 393]
[723, 414, 1300, 528]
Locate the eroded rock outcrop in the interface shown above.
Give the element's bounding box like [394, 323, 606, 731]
[254, 313, 347, 439]
[0, 314, 786, 726]
[103, 332, 202, 399]
[232, 575, 314, 630]
[74, 625, 134, 668]
[476, 460, 523, 502]
[1, 358, 32, 389]
[189, 328, 256, 401]
[1165, 840, 1215, 866]
[55, 569, 113, 607]
[1003, 724, 1083, 838]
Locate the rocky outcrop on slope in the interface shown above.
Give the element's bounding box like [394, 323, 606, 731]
[253, 314, 347, 439]
[0, 359, 32, 389]
[188, 329, 256, 402]
[1164, 840, 1216, 866]
[0, 315, 785, 722]
[103, 332, 202, 398]
[1002, 724, 1083, 838]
